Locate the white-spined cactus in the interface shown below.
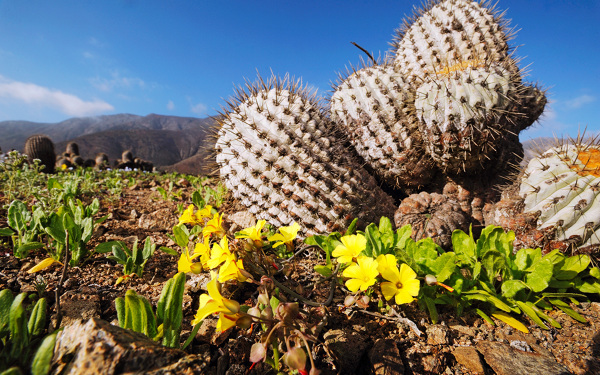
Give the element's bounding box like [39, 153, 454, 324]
[520, 141, 600, 246]
[330, 61, 437, 191]
[215, 75, 396, 236]
[392, 0, 515, 83]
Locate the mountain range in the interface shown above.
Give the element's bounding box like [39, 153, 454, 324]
[0, 114, 218, 175]
[0, 113, 578, 176]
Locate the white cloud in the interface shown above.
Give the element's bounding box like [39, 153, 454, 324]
[564, 94, 595, 109]
[167, 100, 175, 111]
[90, 71, 147, 92]
[190, 102, 207, 115]
[0, 76, 113, 117]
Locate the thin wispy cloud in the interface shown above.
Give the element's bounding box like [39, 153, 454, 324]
[90, 71, 147, 92]
[0, 75, 113, 117]
[564, 94, 595, 109]
[190, 102, 207, 115]
[167, 100, 175, 111]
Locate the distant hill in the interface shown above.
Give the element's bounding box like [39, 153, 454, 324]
[0, 113, 218, 174]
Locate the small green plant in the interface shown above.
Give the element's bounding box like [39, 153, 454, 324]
[0, 289, 55, 375]
[2, 200, 46, 258]
[101, 237, 156, 284]
[115, 272, 185, 348]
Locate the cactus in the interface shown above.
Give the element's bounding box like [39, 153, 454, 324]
[65, 142, 79, 157]
[330, 61, 437, 191]
[387, 0, 546, 176]
[24, 134, 55, 173]
[95, 153, 109, 169]
[215, 75, 396, 235]
[520, 140, 600, 247]
[392, 0, 515, 83]
[122, 150, 134, 163]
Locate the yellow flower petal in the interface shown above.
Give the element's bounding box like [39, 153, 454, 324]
[380, 282, 397, 301]
[345, 278, 364, 293]
[376, 254, 397, 276]
[27, 257, 61, 273]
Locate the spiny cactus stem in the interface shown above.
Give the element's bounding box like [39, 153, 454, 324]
[351, 41, 376, 65]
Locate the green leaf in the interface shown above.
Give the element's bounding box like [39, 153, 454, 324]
[142, 237, 156, 261]
[542, 249, 566, 266]
[548, 298, 587, 323]
[590, 267, 600, 280]
[515, 300, 548, 330]
[477, 226, 514, 259]
[528, 302, 561, 329]
[423, 296, 438, 324]
[575, 279, 600, 294]
[30, 332, 57, 375]
[429, 252, 456, 283]
[111, 243, 129, 264]
[159, 246, 179, 256]
[8, 200, 30, 233]
[0, 289, 14, 334]
[364, 223, 383, 258]
[47, 177, 63, 190]
[452, 229, 476, 263]
[0, 227, 15, 236]
[27, 298, 47, 337]
[15, 242, 45, 257]
[500, 280, 528, 299]
[345, 218, 358, 236]
[554, 254, 590, 280]
[492, 311, 529, 333]
[475, 308, 495, 325]
[395, 224, 412, 250]
[525, 258, 554, 292]
[96, 241, 123, 254]
[481, 250, 505, 283]
[173, 224, 189, 250]
[314, 265, 332, 278]
[514, 248, 542, 272]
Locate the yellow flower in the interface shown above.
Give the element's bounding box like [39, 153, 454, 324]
[376, 254, 397, 276]
[178, 204, 197, 225]
[380, 263, 420, 305]
[203, 213, 225, 239]
[178, 241, 210, 274]
[332, 234, 366, 264]
[342, 256, 379, 292]
[218, 254, 248, 283]
[196, 204, 213, 220]
[268, 222, 300, 248]
[191, 277, 241, 331]
[206, 236, 231, 269]
[236, 220, 266, 247]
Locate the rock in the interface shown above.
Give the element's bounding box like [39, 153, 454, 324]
[138, 350, 213, 375]
[195, 317, 231, 346]
[51, 318, 185, 374]
[452, 346, 485, 374]
[476, 341, 571, 375]
[138, 208, 176, 230]
[227, 211, 256, 233]
[186, 272, 211, 293]
[56, 291, 101, 328]
[323, 329, 369, 374]
[369, 339, 404, 375]
[426, 324, 449, 345]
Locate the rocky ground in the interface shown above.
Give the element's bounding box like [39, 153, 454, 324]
[1, 178, 599, 375]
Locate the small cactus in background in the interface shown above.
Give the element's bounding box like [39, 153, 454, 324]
[65, 142, 79, 157]
[122, 150, 134, 163]
[24, 134, 56, 173]
[214, 75, 396, 235]
[95, 153, 110, 170]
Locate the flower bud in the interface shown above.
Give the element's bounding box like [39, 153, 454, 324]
[190, 263, 203, 274]
[236, 314, 253, 329]
[257, 292, 270, 306]
[343, 295, 356, 307]
[276, 302, 299, 324]
[247, 307, 261, 319]
[425, 274, 438, 286]
[261, 306, 273, 320]
[222, 298, 240, 314]
[283, 346, 306, 371]
[249, 342, 267, 363]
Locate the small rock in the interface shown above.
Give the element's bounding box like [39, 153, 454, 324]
[186, 273, 211, 293]
[177, 178, 190, 187]
[323, 329, 369, 374]
[51, 318, 185, 374]
[452, 346, 485, 374]
[130, 209, 138, 220]
[227, 211, 256, 233]
[195, 318, 231, 346]
[426, 324, 449, 345]
[369, 339, 404, 375]
[476, 341, 571, 375]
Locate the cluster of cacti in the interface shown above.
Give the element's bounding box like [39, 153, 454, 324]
[214, 76, 396, 235]
[24, 134, 56, 173]
[113, 149, 154, 171]
[213, 0, 550, 246]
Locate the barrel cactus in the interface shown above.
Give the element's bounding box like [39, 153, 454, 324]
[66, 142, 79, 157]
[330, 61, 437, 192]
[214, 75, 396, 235]
[24, 134, 55, 173]
[520, 140, 600, 247]
[390, 0, 545, 176]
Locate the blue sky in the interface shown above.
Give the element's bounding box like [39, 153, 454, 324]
[0, 0, 598, 141]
